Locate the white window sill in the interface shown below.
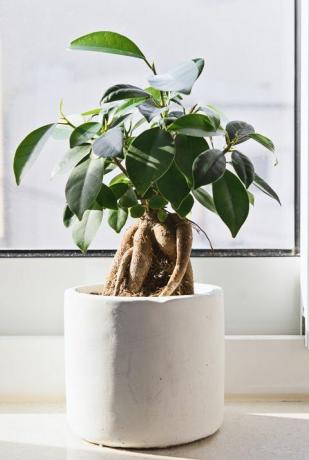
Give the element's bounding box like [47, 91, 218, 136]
[0, 400, 309, 460]
[1, 335, 309, 401]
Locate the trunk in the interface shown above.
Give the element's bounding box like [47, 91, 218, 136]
[102, 212, 194, 297]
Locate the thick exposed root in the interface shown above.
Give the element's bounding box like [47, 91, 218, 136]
[113, 247, 133, 296]
[159, 216, 193, 296]
[102, 222, 138, 295]
[128, 220, 153, 293]
[102, 213, 194, 297]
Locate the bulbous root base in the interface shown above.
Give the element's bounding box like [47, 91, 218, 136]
[102, 213, 194, 297]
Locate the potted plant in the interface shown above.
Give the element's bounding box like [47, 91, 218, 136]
[13, 31, 279, 448]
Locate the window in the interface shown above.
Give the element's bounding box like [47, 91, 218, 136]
[0, 0, 301, 338]
[0, 0, 297, 252]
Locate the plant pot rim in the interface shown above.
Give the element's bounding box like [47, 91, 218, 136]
[65, 282, 222, 303]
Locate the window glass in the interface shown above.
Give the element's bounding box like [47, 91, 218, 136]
[0, 0, 295, 249]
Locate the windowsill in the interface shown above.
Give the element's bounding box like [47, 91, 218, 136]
[0, 401, 309, 459]
[1, 335, 309, 401]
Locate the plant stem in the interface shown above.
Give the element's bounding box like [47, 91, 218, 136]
[145, 60, 166, 108]
[113, 157, 128, 177]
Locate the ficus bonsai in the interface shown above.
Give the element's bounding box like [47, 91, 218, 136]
[13, 31, 280, 297]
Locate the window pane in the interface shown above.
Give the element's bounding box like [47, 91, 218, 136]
[0, 0, 295, 250]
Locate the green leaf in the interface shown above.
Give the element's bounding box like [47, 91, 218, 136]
[51, 145, 91, 178]
[157, 161, 190, 208]
[108, 208, 128, 233]
[101, 84, 150, 104]
[157, 209, 168, 223]
[109, 113, 131, 129]
[130, 204, 145, 218]
[231, 151, 255, 188]
[176, 194, 194, 217]
[148, 195, 168, 209]
[63, 205, 75, 228]
[247, 190, 255, 206]
[148, 58, 204, 94]
[81, 108, 101, 116]
[115, 97, 148, 115]
[226, 120, 255, 145]
[72, 209, 103, 253]
[65, 157, 104, 219]
[253, 173, 281, 204]
[193, 149, 226, 188]
[249, 133, 275, 152]
[13, 124, 55, 185]
[175, 135, 209, 183]
[192, 188, 217, 214]
[144, 86, 162, 102]
[95, 184, 118, 209]
[168, 114, 225, 137]
[212, 170, 249, 237]
[138, 100, 162, 122]
[126, 127, 175, 195]
[118, 188, 138, 208]
[109, 173, 130, 186]
[92, 127, 123, 158]
[110, 182, 129, 198]
[70, 122, 101, 148]
[70, 31, 145, 60]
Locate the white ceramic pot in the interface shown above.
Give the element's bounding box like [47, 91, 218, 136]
[64, 283, 224, 448]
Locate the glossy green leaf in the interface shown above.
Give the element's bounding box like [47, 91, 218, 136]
[168, 114, 224, 137]
[126, 127, 174, 195]
[69, 122, 101, 148]
[138, 100, 162, 122]
[175, 135, 209, 183]
[157, 161, 190, 208]
[193, 149, 226, 188]
[157, 208, 167, 223]
[63, 205, 75, 228]
[109, 113, 131, 129]
[108, 208, 128, 233]
[92, 127, 123, 158]
[144, 86, 162, 102]
[81, 108, 101, 116]
[148, 58, 204, 94]
[212, 170, 249, 237]
[247, 190, 255, 206]
[231, 151, 255, 188]
[109, 173, 130, 186]
[14, 124, 55, 185]
[253, 173, 281, 204]
[130, 204, 145, 218]
[96, 184, 118, 209]
[101, 84, 150, 104]
[51, 145, 91, 178]
[115, 97, 149, 115]
[192, 188, 217, 214]
[65, 157, 104, 219]
[72, 209, 103, 253]
[148, 195, 168, 209]
[110, 182, 129, 198]
[249, 133, 275, 152]
[118, 188, 138, 208]
[226, 120, 255, 145]
[176, 194, 194, 217]
[70, 31, 145, 60]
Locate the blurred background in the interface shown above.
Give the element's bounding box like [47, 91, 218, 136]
[0, 0, 295, 250]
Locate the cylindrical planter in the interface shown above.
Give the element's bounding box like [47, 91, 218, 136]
[64, 283, 224, 448]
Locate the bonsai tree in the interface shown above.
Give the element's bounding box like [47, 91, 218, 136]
[13, 31, 280, 297]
